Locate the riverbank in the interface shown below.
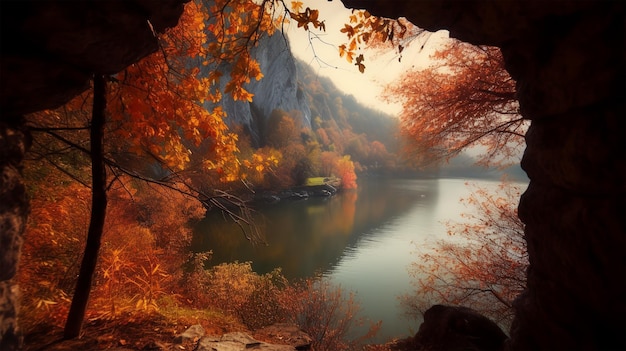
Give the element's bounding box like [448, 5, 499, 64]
[22, 307, 413, 351]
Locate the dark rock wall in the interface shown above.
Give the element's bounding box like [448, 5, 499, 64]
[0, 0, 188, 116]
[413, 305, 507, 351]
[0, 118, 30, 350]
[510, 6, 625, 348]
[0, 1, 188, 349]
[343, 0, 625, 349]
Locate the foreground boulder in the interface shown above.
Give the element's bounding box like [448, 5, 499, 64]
[412, 305, 507, 351]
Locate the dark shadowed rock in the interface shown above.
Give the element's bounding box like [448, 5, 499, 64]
[413, 305, 507, 351]
[0, 0, 189, 116]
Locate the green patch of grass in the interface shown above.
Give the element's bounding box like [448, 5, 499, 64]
[305, 177, 340, 186]
[305, 177, 327, 186]
[156, 295, 246, 334]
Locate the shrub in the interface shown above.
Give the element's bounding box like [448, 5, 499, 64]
[238, 268, 289, 330]
[279, 278, 381, 351]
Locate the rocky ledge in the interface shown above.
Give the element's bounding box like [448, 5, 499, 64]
[109, 323, 313, 351]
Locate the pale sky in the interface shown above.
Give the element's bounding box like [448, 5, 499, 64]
[284, 0, 451, 115]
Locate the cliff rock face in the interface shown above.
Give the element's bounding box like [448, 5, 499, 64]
[204, 33, 311, 145]
[343, 0, 625, 349]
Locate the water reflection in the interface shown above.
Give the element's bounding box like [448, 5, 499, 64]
[191, 178, 438, 279]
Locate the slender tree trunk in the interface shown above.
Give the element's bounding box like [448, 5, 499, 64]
[63, 74, 107, 339]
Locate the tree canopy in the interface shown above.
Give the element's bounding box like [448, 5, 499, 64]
[383, 40, 527, 167]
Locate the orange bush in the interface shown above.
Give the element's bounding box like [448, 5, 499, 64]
[279, 278, 381, 351]
[19, 177, 91, 329]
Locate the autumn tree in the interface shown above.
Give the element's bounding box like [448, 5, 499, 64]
[62, 74, 108, 338]
[316, 127, 331, 147]
[333, 10, 525, 166]
[264, 143, 305, 187]
[383, 40, 527, 166]
[4, 1, 431, 346]
[327, 7, 533, 330]
[22, 0, 328, 339]
[334, 155, 358, 189]
[318, 151, 357, 190]
[401, 181, 528, 328]
[90, 178, 206, 316]
[365, 25, 531, 329]
[264, 109, 302, 149]
[368, 140, 391, 169]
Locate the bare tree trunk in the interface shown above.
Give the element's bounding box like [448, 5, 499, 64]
[63, 74, 107, 339]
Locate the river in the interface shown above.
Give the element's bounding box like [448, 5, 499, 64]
[192, 177, 527, 342]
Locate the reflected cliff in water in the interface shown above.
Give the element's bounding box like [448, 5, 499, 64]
[191, 178, 438, 279]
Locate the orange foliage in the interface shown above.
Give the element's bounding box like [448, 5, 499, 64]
[20, 0, 385, 338]
[316, 128, 330, 147]
[19, 171, 207, 325]
[19, 175, 91, 328]
[402, 180, 527, 328]
[27, 0, 309, 186]
[271, 143, 307, 187]
[368, 140, 391, 168]
[335, 155, 358, 189]
[339, 10, 423, 72]
[289, 2, 326, 31]
[106, 1, 239, 172]
[384, 40, 528, 167]
[265, 110, 301, 149]
[319, 151, 357, 189]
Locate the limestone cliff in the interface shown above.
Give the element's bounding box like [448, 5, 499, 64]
[202, 33, 311, 146]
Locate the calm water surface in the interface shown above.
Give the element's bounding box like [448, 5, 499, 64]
[192, 178, 522, 341]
